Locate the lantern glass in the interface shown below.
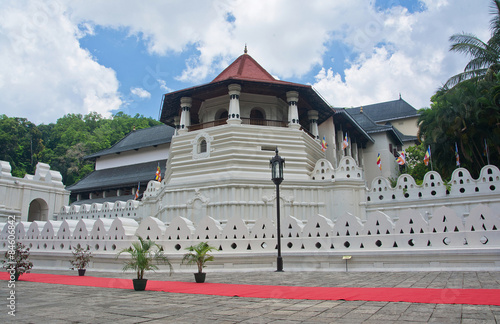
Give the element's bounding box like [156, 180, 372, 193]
[270, 148, 284, 184]
[272, 160, 281, 180]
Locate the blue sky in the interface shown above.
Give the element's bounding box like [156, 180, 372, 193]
[0, 0, 492, 124]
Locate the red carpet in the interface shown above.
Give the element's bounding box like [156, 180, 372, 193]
[2, 272, 500, 306]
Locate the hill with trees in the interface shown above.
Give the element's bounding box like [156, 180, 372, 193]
[0, 112, 161, 186]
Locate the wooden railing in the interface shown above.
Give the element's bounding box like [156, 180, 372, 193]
[241, 118, 287, 127]
[188, 118, 288, 131]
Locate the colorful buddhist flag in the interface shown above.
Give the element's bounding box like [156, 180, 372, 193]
[321, 136, 328, 152]
[376, 153, 382, 170]
[342, 133, 349, 150]
[134, 182, 140, 200]
[455, 142, 460, 166]
[396, 150, 406, 166]
[155, 163, 161, 182]
[424, 145, 431, 166]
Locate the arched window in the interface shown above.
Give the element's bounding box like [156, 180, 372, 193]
[215, 109, 228, 120]
[199, 139, 207, 153]
[250, 108, 265, 125]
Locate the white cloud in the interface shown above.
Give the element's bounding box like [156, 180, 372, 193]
[130, 87, 151, 99]
[0, 0, 121, 124]
[313, 0, 492, 109]
[157, 79, 173, 93]
[0, 0, 493, 124]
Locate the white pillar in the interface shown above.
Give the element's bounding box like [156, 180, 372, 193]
[227, 84, 242, 125]
[287, 91, 300, 129]
[173, 116, 180, 136]
[179, 97, 192, 134]
[308, 110, 319, 139]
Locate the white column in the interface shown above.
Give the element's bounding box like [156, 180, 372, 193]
[227, 84, 242, 125]
[352, 140, 358, 163]
[337, 128, 344, 157]
[173, 116, 180, 136]
[308, 110, 319, 139]
[287, 91, 300, 129]
[179, 97, 192, 134]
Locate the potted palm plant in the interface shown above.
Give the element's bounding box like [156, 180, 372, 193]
[69, 245, 92, 276]
[2, 242, 33, 281]
[117, 236, 172, 291]
[182, 242, 218, 283]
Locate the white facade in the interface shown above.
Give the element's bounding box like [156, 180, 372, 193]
[1, 52, 499, 272]
[0, 161, 69, 222]
[95, 143, 170, 170]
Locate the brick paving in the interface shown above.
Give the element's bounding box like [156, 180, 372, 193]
[2, 270, 500, 323]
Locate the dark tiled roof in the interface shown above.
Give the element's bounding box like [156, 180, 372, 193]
[391, 126, 418, 143]
[85, 124, 175, 159]
[333, 109, 374, 143]
[345, 109, 403, 145]
[349, 98, 420, 123]
[66, 160, 167, 192]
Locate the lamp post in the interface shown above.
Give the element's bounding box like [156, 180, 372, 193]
[270, 147, 285, 272]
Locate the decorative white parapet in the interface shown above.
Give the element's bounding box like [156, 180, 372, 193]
[310, 156, 363, 181]
[0, 161, 68, 222]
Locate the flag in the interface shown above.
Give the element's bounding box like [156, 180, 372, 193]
[155, 163, 161, 182]
[342, 133, 349, 150]
[424, 145, 431, 166]
[321, 136, 328, 152]
[376, 153, 382, 170]
[134, 182, 140, 200]
[396, 150, 406, 166]
[455, 142, 460, 166]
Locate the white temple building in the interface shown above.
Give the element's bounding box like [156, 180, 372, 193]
[1, 50, 499, 272]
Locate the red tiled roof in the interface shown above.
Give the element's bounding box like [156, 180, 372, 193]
[212, 54, 277, 83]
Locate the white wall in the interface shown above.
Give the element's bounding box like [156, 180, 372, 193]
[95, 143, 170, 170]
[0, 161, 69, 222]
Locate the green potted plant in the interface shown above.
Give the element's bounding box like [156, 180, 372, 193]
[117, 236, 172, 291]
[2, 242, 33, 281]
[69, 245, 92, 276]
[182, 242, 218, 283]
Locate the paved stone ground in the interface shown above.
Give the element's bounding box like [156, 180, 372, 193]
[2, 270, 500, 323]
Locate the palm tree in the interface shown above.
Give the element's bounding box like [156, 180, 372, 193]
[182, 242, 218, 274]
[445, 0, 500, 89]
[117, 236, 172, 280]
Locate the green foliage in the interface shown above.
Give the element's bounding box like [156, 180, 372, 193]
[0, 112, 161, 186]
[445, 0, 500, 88]
[117, 236, 172, 280]
[418, 76, 500, 179]
[403, 144, 429, 185]
[182, 242, 219, 274]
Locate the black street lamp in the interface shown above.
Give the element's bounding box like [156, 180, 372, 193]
[270, 147, 285, 272]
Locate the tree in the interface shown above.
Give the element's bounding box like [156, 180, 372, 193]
[419, 76, 500, 179]
[0, 115, 44, 177]
[0, 111, 161, 186]
[445, 0, 500, 89]
[403, 144, 428, 185]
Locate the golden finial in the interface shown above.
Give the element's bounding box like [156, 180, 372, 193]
[360, 106, 363, 113]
